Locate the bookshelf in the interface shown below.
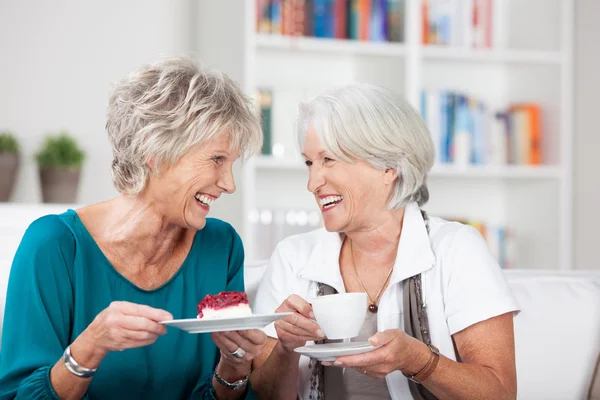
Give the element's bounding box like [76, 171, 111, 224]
[195, 0, 573, 271]
[253, 155, 562, 179]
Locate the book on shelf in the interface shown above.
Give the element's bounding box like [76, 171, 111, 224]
[422, 0, 493, 48]
[258, 0, 273, 33]
[257, 0, 405, 43]
[421, 90, 543, 166]
[256, 89, 273, 156]
[447, 217, 516, 269]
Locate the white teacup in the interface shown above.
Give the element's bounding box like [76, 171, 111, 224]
[311, 292, 368, 340]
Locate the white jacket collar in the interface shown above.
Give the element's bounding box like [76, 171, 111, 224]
[297, 203, 436, 292]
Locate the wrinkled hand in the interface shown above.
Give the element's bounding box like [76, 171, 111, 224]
[84, 301, 173, 354]
[211, 329, 267, 366]
[322, 329, 428, 379]
[274, 295, 325, 353]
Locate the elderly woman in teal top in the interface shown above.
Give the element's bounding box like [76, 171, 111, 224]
[0, 57, 266, 399]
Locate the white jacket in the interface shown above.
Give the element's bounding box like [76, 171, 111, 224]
[253, 203, 520, 400]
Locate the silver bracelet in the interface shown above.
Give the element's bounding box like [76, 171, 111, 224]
[213, 367, 250, 390]
[62, 345, 97, 378]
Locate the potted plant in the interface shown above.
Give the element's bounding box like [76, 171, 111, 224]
[0, 132, 20, 202]
[36, 131, 85, 204]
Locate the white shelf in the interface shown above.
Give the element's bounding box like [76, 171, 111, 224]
[196, 0, 574, 270]
[422, 46, 563, 64]
[255, 33, 406, 57]
[256, 34, 562, 65]
[253, 156, 561, 179]
[429, 164, 561, 179]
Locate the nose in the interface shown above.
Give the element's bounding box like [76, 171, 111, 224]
[307, 165, 326, 194]
[217, 165, 236, 194]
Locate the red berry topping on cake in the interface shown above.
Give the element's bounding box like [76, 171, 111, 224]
[197, 292, 249, 318]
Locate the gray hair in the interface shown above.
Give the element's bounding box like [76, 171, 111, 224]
[296, 83, 434, 209]
[106, 56, 262, 195]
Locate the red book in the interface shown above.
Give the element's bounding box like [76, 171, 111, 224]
[290, 0, 306, 36]
[335, 0, 348, 39]
[485, 0, 493, 48]
[282, 0, 293, 35]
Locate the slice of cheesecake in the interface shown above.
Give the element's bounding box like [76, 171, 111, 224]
[197, 291, 252, 320]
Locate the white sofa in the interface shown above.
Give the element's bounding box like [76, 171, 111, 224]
[1, 204, 599, 400]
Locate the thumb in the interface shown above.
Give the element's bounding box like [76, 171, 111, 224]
[368, 329, 400, 347]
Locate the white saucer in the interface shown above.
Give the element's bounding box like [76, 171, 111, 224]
[161, 312, 293, 334]
[294, 342, 379, 361]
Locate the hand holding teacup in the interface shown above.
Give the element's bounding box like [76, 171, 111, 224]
[274, 294, 326, 352]
[275, 292, 369, 353]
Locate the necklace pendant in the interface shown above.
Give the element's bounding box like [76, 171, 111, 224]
[368, 303, 378, 313]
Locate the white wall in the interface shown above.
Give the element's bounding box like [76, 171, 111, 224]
[0, 0, 248, 231]
[0, 1, 188, 203]
[574, 0, 600, 270]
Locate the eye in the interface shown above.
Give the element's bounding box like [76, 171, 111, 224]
[304, 160, 313, 167]
[212, 156, 225, 164]
[324, 157, 335, 163]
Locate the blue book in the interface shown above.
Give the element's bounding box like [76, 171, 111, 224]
[271, 0, 282, 34]
[439, 91, 448, 163]
[314, 0, 335, 38]
[370, 0, 387, 41]
[446, 92, 456, 162]
[471, 102, 486, 164]
[498, 227, 506, 269]
[452, 95, 473, 164]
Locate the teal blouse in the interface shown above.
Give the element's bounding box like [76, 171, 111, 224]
[0, 210, 255, 399]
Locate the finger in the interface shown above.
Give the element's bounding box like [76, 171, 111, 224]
[112, 301, 173, 321]
[368, 330, 400, 347]
[212, 332, 242, 353]
[276, 319, 324, 340]
[120, 316, 167, 335]
[332, 346, 391, 367]
[277, 295, 314, 318]
[223, 331, 255, 354]
[237, 329, 267, 346]
[280, 314, 324, 337]
[122, 329, 160, 343]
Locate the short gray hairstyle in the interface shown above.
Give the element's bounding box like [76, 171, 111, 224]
[297, 83, 434, 209]
[106, 56, 262, 195]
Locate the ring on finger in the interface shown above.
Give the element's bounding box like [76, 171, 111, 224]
[230, 347, 246, 359]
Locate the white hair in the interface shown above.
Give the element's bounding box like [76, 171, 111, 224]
[106, 56, 262, 195]
[296, 83, 434, 209]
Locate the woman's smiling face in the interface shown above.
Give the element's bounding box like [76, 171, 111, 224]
[146, 134, 239, 230]
[302, 127, 397, 233]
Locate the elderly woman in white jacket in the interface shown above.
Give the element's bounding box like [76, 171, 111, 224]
[250, 83, 520, 400]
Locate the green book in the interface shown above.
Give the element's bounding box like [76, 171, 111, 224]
[259, 89, 272, 155]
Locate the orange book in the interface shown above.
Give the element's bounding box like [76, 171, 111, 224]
[359, 0, 371, 41]
[510, 103, 542, 165]
[526, 104, 542, 165]
[422, 0, 429, 44]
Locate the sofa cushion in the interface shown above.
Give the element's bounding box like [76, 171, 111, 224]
[505, 272, 600, 400]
